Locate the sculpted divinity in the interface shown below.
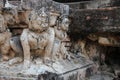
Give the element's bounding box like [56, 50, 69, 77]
[0, 12, 22, 61]
[20, 7, 55, 69]
[0, 5, 71, 70]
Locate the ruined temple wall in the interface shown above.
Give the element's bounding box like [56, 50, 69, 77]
[0, 0, 69, 15]
[66, 0, 112, 9]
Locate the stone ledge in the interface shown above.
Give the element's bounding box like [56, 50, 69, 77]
[0, 76, 36, 80]
[0, 58, 94, 80]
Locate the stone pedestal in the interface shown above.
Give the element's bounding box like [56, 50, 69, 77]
[0, 58, 93, 80]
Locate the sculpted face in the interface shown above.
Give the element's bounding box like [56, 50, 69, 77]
[50, 15, 57, 27]
[38, 7, 49, 31]
[61, 17, 70, 31]
[49, 12, 59, 27]
[30, 7, 49, 32]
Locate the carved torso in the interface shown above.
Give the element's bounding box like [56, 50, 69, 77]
[28, 31, 48, 50]
[52, 17, 70, 60]
[55, 29, 67, 40]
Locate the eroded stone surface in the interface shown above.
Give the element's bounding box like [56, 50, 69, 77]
[0, 1, 94, 80]
[1, 0, 119, 80]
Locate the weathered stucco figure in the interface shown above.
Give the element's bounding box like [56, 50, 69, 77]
[20, 7, 54, 69]
[0, 11, 23, 63]
[52, 16, 70, 60]
[0, 13, 12, 61]
[0, 13, 17, 61]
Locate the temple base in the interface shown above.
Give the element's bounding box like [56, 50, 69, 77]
[0, 57, 93, 80]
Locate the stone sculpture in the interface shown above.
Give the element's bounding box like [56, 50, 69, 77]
[0, 1, 97, 80]
[0, 11, 23, 63]
[52, 16, 70, 60]
[0, 13, 12, 61]
[20, 7, 54, 69]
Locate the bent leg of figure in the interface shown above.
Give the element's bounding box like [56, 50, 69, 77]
[1, 41, 11, 61]
[60, 43, 71, 60]
[9, 57, 23, 66]
[9, 50, 15, 59]
[20, 29, 31, 69]
[7, 37, 23, 65]
[8, 49, 23, 66]
[52, 42, 60, 60]
[44, 28, 55, 64]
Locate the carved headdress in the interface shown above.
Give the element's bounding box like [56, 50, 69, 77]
[39, 7, 47, 17]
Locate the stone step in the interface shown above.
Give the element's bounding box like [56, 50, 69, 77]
[0, 59, 94, 80]
[0, 76, 36, 80]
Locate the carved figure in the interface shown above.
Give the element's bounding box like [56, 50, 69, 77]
[52, 16, 70, 60]
[0, 13, 12, 61]
[20, 7, 54, 69]
[0, 13, 23, 62]
[0, 13, 14, 61]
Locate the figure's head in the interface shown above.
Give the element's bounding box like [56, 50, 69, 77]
[60, 17, 70, 31]
[0, 14, 6, 32]
[39, 7, 49, 31]
[39, 7, 48, 23]
[49, 8, 60, 27]
[30, 7, 49, 32]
